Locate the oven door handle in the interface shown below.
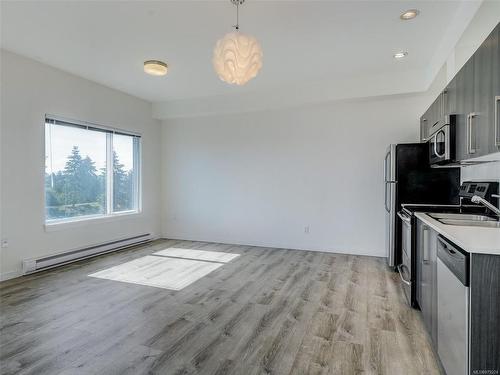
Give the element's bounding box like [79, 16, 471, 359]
[397, 264, 412, 286]
[397, 211, 411, 224]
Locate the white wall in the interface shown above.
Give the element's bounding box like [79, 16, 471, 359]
[161, 93, 429, 257]
[0, 50, 162, 280]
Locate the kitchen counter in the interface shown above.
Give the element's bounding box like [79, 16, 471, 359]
[415, 212, 500, 255]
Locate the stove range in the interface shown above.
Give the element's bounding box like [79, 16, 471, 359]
[397, 181, 499, 308]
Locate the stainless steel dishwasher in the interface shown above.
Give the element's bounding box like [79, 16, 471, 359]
[437, 235, 470, 375]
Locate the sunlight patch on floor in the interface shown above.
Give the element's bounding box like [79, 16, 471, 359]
[88, 248, 240, 290]
[153, 248, 240, 263]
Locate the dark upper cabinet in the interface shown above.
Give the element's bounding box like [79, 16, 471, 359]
[421, 91, 447, 142]
[473, 24, 500, 156]
[420, 110, 430, 141]
[420, 22, 500, 160]
[454, 59, 475, 161]
[446, 77, 457, 115]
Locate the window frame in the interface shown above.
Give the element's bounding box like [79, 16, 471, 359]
[44, 115, 142, 227]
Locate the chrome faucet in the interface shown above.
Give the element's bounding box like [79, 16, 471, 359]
[471, 195, 500, 217]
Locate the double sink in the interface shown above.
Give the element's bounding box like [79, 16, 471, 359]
[428, 213, 500, 228]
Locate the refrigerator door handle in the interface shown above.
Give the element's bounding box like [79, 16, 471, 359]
[384, 151, 389, 181]
[385, 183, 389, 212]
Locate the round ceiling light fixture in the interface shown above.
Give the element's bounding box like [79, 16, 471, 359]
[393, 51, 408, 60]
[144, 60, 168, 76]
[400, 9, 419, 20]
[213, 0, 263, 85]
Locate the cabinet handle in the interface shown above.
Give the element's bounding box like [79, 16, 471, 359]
[421, 118, 428, 141]
[495, 96, 500, 147]
[443, 90, 447, 116]
[467, 112, 477, 154]
[423, 226, 429, 263]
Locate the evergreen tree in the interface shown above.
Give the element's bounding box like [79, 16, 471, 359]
[45, 146, 134, 219]
[113, 151, 132, 211]
[62, 146, 84, 205]
[58, 146, 103, 215]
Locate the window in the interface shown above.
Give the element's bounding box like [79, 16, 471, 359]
[45, 117, 141, 223]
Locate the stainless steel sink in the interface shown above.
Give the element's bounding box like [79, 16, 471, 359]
[438, 219, 500, 228]
[428, 213, 496, 221]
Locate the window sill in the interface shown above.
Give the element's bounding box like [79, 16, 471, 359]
[45, 211, 142, 232]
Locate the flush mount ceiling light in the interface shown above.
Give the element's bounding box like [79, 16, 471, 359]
[394, 51, 408, 59]
[144, 60, 168, 76]
[213, 0, 263, 85]
[400, 9, 419, 20]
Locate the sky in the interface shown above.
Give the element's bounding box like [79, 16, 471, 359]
[45, 123, 134, 174]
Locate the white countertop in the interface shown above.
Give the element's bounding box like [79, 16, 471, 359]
[415, 212, 500, 255]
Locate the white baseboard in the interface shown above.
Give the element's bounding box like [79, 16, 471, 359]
[0, 270, 22, 282]
[1, 234, 161, 283]
[160, 233, 385, 258]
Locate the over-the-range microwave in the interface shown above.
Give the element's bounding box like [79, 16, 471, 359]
[427, 115, 456, 165]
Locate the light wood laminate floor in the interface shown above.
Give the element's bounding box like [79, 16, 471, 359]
[0, 239, 442, 375]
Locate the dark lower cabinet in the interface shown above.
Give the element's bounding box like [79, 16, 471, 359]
[415, 225, 500, 375]
[416, 219, 438, 346]
[470, 253, 500, 375]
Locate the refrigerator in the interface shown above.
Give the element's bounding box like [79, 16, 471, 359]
[384, 143, 460, 268]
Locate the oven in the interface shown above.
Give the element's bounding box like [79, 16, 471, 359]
[397, 210, 412, 305]
[428, 115, 456, 165]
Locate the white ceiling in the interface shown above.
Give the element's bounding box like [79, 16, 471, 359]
[1, 0, 478, 105]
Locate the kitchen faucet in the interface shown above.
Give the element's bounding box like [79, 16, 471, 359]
[471, 194, 500, 217]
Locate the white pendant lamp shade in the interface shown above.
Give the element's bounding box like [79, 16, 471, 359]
[213, 32, 263, 85]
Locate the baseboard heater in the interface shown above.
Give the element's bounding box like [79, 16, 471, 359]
[22, 233, 153, 274]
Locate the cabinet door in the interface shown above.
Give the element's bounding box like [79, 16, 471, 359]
[428, 229, 438, 347]
[416, 220, 424, 306]
[429, 96, 441, 135]
[446, 78, 457, 116]
[417, 220, 438, 347]
[419, 223, 432, 334]
[455, 59, 475, 160]
[496, 24, 500, 150]
[473, 23, 500, 156]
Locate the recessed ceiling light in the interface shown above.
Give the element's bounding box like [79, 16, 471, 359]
[394, 51, 408, 60]
[144, 60, 168, 76]
[400, 9, 419, 20]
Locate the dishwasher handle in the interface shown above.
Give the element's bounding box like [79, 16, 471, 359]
[437, 235, 469, 286]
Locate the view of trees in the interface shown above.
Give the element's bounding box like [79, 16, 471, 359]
[45, 146, 135, 220]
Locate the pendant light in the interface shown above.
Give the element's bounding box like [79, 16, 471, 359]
[213, 0, 263, 85]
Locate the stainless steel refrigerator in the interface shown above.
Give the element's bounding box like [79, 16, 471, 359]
[384, 143, 460, 268]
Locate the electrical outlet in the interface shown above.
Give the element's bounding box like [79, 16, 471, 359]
[1, 239, 8, 248]
[304, 226, 310, 234]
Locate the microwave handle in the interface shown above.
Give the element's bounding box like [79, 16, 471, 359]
[433, 133, 439, 158]
[433, 130, 446, 158]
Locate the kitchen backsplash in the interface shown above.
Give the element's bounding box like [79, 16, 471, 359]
[461, 161, 500, 182]
[461, 153, 500, 208]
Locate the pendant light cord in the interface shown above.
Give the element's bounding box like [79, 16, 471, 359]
[234, 1, 239, 30]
